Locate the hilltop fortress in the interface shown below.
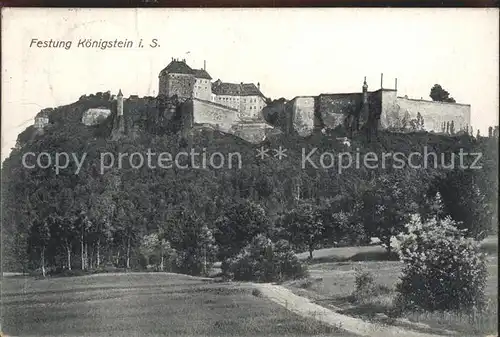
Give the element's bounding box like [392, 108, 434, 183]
[33, 59, 474, 142]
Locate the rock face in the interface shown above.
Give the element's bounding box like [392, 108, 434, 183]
[231, 122, 276, 144]
[82, 108, 112, 126]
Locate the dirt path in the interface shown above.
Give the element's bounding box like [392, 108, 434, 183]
[253, 283, 451, 337]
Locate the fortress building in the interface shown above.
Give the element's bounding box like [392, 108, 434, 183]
[34, 109, 50, 130]
[285, 75, 471, 136]
[156, 58, 276, 143]
[158, 59, 266, 118]
[211, 80, 267, 119]
[157, 58, 214, 101]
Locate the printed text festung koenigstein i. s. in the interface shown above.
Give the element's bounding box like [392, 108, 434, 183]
[29, 38, 160, 50]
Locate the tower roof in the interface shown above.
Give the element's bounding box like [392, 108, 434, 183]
[117, 89, 123, 97]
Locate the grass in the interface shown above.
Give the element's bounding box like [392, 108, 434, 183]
[1, 272, 353, 337]
[286, 236, 498, 337]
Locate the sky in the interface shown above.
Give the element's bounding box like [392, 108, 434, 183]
[2, 8, 499, 162]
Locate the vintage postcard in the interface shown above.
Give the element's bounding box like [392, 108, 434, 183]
[1, 8, 498, 337]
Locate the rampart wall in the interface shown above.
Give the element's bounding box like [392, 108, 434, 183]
[394, 97, 471, 132]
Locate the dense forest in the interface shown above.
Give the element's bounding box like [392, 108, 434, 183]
[1, 94, 497, 276]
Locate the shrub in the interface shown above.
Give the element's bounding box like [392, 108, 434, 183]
[394, 214, 487, 312]
[351, 268, 393, 306]
[354, 269, 375, 292]
[227, 235, 308, 282]
[251, 288, 263, 297]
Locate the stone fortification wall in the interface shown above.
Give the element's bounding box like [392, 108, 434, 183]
[395, 97, 471, 132]
[317, 93, 363, 130]
[190, 98, 240, 133]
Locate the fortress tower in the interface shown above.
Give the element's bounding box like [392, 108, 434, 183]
[158, 58, 212, 101]
[117, 89, 123, 116]
[111, 89, 125, 140]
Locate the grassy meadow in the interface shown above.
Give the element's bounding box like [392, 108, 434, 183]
[1, 273, 353, 337]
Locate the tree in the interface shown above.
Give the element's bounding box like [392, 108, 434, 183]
[421, 191, 446, 221]
[360, 172, 419, 254]
[199, 224, 217, 276]
[214, 200, 271, 263]
[409, 112, 425, 131]
[281, 201, 325, 259]
[320, 195, 367, 246]
[430, 84, 456, 103]
[400, 110, 410, 131]
[169, 210, 217, 276]
[139, 232, 161, 268]
[28, 217, 51, 277]
[436, 169, 491, 240]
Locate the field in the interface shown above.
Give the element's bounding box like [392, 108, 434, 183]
[0, 272, 354, 337]
[287, 236, 498, 336]
[1, 238, 497, 337]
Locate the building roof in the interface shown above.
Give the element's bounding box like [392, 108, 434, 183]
[212, 80, 265, 98]
[160, 60, 193, 76]
[192, 69, 212, 80]
[159, 59, 213, 79]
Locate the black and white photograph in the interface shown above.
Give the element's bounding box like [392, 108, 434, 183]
[1, 8, 498, 337]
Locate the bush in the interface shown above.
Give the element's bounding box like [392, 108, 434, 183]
[351, 268, 393, 306]
[394, 214, 487, 312]
[227, 235, 308, 282]
[353, 268, 375, 299]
